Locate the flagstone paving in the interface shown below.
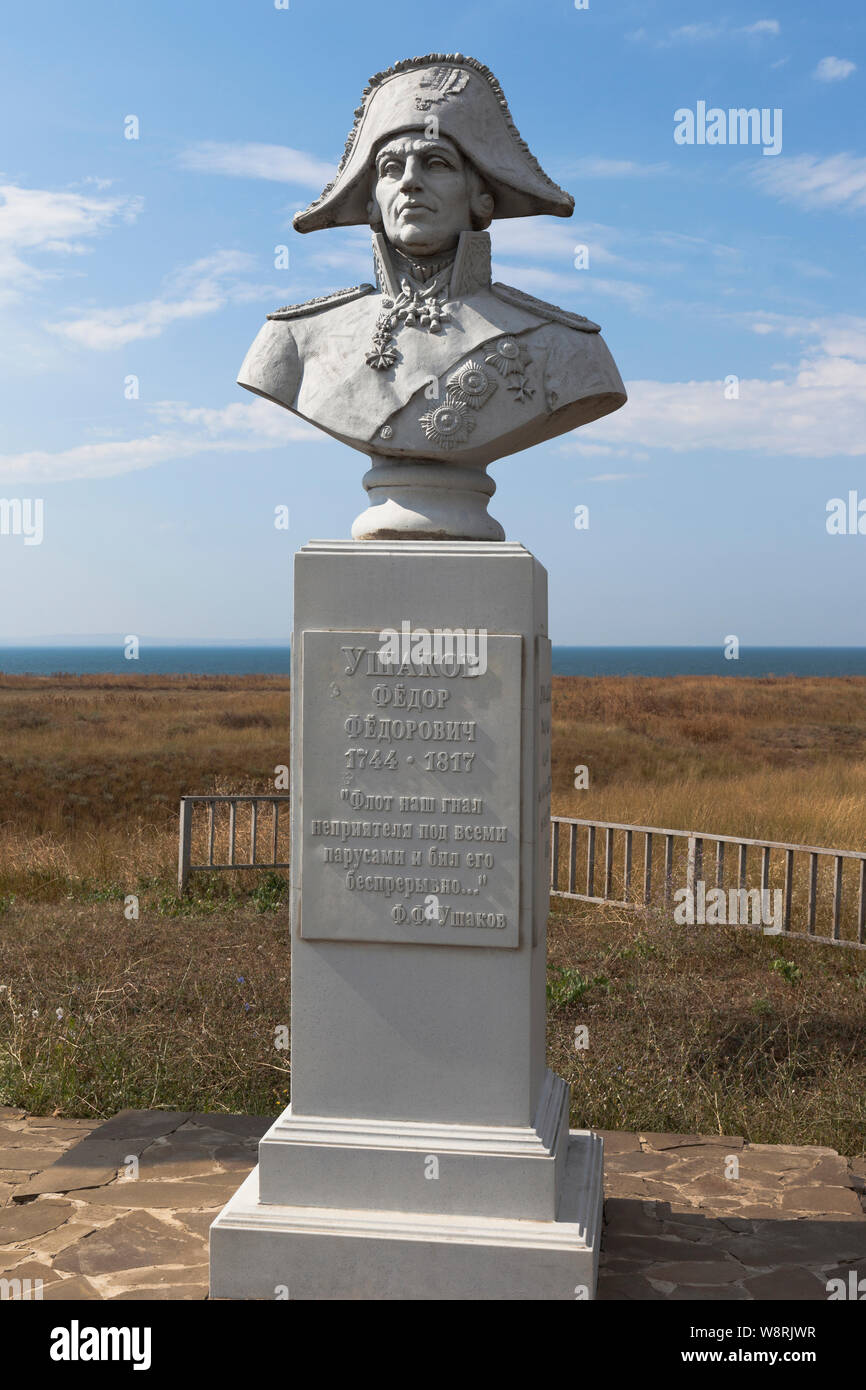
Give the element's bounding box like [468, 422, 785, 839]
[0, 1107, 863, 1300]
[595, 1130, 866, 1301]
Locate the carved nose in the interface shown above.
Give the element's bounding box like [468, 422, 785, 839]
[399, 159, 423, 190]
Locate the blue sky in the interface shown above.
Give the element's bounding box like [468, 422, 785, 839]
[0, 0, 864, 645]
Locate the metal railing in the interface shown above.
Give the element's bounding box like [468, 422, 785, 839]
[550, 816, 866, 949]
[178, 795, 290, 894]
[176, 797, 866, 948]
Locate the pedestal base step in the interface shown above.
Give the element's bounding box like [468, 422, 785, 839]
[209, 1131, 602, 1301]
[258, 1069, 569, 1219]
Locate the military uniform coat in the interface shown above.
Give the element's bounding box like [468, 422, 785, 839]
[237, 231, 626, 467]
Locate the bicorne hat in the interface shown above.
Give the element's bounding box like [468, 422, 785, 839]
[293, 54, 574, 233]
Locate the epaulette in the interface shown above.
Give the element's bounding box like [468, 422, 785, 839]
[267, 283, 376, 321]
[490, 282, 600, 333]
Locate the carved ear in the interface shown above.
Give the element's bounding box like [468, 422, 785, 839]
[471, 190, 495, 230]
[468, 168, 495, 231]
[366, 197, 384, 232]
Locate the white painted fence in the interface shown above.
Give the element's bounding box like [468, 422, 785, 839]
[551, 817, 866, 949]
[177, 797, 866, 949]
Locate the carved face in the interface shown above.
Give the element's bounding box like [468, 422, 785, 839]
[371, 135, 480, 256]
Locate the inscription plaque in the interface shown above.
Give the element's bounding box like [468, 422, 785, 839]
[299, 629, 522, 947]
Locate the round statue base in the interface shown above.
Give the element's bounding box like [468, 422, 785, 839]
[351, 457, 505, 542]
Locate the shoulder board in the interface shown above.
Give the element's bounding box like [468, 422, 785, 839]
[490, 282, 600, 333]
[267, 283, 376, 321]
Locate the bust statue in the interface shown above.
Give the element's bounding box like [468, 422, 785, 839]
[238, 54, 627, 540]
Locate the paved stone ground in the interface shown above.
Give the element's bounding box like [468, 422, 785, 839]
[596, 1129, 866, 1301]
[1, 1108, 864, 1300]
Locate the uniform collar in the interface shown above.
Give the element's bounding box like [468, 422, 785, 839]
[391, 247, 456, 284]
[372, 230, 492, 301]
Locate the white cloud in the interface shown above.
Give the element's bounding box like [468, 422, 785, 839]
[492, 260, 648, 309]
[814, 56, 857, 82]
[53, 294, 216, 350]
[743, 20, 780, 36]
[308, 247, 375, 277]
[476, 219, 750, 316]
[574, 316, 866, 458]
[481, 217, 650, 310]
[0, 396, 321, 484]
[178, 141, 335, 186]
[0, 434, 220, 484]
[582, 471, 647, 481]
[150, 398, 317, 443]
[752, 152, 866, 211]
[669, 23, 725, 42]
[745, 313, 866, 361]
[786, 257, 833, 280]
[631, 18, 780, 46]
[0, 183, 141, 302]
[492, 221, 743, 309]
[492, 219, 622, 266]
[8, 319, 866, 481]
[299, 225, 375, 280]
[49, 250, 268, 349]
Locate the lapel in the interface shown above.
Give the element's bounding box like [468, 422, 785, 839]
[293, 232, 542, 443]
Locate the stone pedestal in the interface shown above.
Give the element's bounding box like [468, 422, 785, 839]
[210, 540, 603, 1300]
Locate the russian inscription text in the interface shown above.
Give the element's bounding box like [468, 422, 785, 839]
[299, 630, 523, 947]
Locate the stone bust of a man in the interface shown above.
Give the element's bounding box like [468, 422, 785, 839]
[238, 54, 627, 540]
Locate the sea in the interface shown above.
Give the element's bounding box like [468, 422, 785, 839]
[2, 646, 866, 678]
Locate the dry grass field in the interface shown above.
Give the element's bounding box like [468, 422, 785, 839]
[2, 671, 865, 900]
[0, 671, 864, 1145]
[0, 672, 291, 901]
[551, 674, 866, 849]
